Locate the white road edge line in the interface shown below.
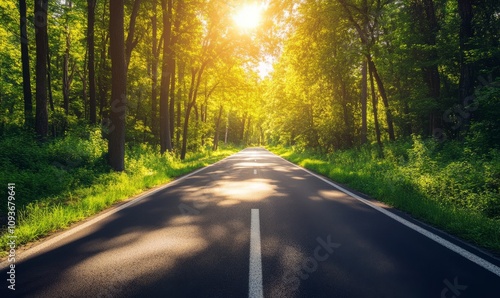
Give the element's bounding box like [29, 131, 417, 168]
[0, 151, 241, 270]
[273, 152, 500, 278]
[249, 209, 264, 298]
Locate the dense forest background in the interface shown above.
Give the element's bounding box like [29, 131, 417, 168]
[1, 0, 499, 163]
[1, 0, 500, 251]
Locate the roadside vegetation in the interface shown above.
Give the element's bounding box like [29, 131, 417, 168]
[269, 136, 500, 255]
[0, 127, 240, 257]
[1, 0, 499, 260]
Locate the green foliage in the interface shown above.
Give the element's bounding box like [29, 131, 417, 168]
[467, 79, 500, 150]
[269, 139, 500, 253]
[0, 131, 240, 256]
[0, 127, 108, 212]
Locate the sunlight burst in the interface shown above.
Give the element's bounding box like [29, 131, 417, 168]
[233, 3, 262, 30]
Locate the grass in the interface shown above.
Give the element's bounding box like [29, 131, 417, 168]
[0, 128, 240, 257]
[268, 137, 500, 255]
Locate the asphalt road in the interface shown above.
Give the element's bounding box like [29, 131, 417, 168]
[2, 148, 500, 297]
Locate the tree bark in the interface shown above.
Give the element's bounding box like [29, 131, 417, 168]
[108, 0, 127, 171]
[176, 62, 184, 147]
[34, 0, 49, 138]
[88, 0, 97, 124]
[341, 80, 352, 147]
[360, 60, 367, 144]
[150, 0, 160, 138]
[63, 24, 71, 114]
[213, 105, 223, 150]
[369, 63, 382, 149]
[61, 7, 75, 130]
[160, 0, 173, 153]
[368, 57, 395, 141]
[180, 69, 197, 159]
[168, 1, 183, 141]
[20, 0, 33, 128]
[169, 59, 176, 139]
[46, 38, 54, 112]
[180, 64, 206, 160]
[224, 110, 229, 144]
[97, 31, 109, 118]
[240, 112, 247, 144]
[125, 0, 142, 69]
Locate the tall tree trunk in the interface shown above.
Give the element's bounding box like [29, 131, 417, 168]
[160, 0, 173, 153]
[176, 62, 184, 147]
[34, 0, 49, 138]
[224, 110, 229, 144]
[98, 31, 108, 118]
[79, 48, 87, 119]
[46, 39, 54, 112]
[20, 0, 33, 128]
[213, 104, 223, 150]
[167, 0, 182, 146]
[79, 65, 87, 119]
[180, 69, 197, 159]
[108, 0, 127, 171]
[169, 59, 176, 139]
[245, 116, 251, 145]
[180, 61, 208, 159]
[341, 80, 352, 147]
[369, 64, 382, 149]
[458, 0, 474, 104]
[180, 106, 192, 159]
[97, 0, 109, 120]
[180, 64, 206, 160]
[88, 0, 97, 124]
[63, 27, 70, 114]
[368, 57, 395, 141]
[240, 112, 247, 144]
[150, 0, 160, 138]
[360, 60, 367, 144]
[125, 0, 142, 69]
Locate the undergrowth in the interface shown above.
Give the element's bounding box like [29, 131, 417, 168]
[269, 136, 500, 254]
[0, 128, 240, 256]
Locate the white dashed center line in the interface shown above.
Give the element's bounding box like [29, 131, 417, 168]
[249, 209, 263, 298]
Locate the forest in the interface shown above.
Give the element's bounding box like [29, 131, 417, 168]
[1, 0, 500, 253]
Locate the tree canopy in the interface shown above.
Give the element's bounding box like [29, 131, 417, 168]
[1, 0, 499, 170]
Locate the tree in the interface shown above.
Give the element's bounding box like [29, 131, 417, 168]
[108, 0, 127, 171]
[125, 0, 142, 69]
[88, 0, 97, 124]
[62, 0, 76, 116]
[408, 0, 441, 134]
[150, 0, 161, 138]
[20, 0, 33, 127]
[337, 0, 395, 141]
[34, 0, 49, 138]
[360, 60, 367, 144]
[458, 0, 474, 104]
[159, 0, 173, 153]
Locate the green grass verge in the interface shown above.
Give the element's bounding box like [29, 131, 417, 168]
[0, 142, 240, 257]
[268, 141, 500, 255]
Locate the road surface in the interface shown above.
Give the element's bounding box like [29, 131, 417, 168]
[2, 148, 500, 297]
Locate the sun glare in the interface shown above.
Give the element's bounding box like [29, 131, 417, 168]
[233, 3, 262, 30]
